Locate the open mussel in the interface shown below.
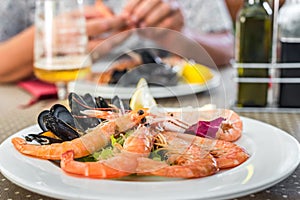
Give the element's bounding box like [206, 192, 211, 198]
[37, 104, 76, 132]
[95, 96, 111, 108]
[111, 95, 131, 112]
[27, 93, 131, 145]
[68, 93, 101, 131]
[50, 104, 76, 128]
[28, 104, 80, 145]
[37, 110, 50, 132]
[114, 49, 179, 86]
[42, 113, 80, 141]
[68, 93, 131, 126]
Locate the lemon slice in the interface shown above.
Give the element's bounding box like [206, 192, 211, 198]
[181, 61, 213, 84]
[130, 78, 157, 110]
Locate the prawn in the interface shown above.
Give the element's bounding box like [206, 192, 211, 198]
[82, 108, 243, 142]
[60, 126, 156, 178]
[137, 135, 218, 178]
[156, 109, 243, 142]
[212, 109, 243, 142]
[11, 109, 148, 160]
[166, 131, 249, 169]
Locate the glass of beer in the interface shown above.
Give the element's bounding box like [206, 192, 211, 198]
[34, 0, 92, 100]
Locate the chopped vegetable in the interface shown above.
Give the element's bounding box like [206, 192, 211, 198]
[185, 117, 225, 139]
[77, 129, 136, 162]
[75, 155, 97, 162]
[149, 149, 167, 161]
[95, 147, 114, 160]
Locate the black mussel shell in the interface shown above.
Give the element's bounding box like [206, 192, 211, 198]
[43, 113, 80, 141]
[139, 50, 159, 64]
[37, 104, 79, 142]
[68, 92, 101, 131]
[111, 95, 131, 111]
[69, 93, 99, 113]
[50, 104, 75, 128]
[73, 116, 100, 132]
[68, 93, 89, 115]
[83, 93, 97, 108]
[95, 96, 111, 108]
[116, 63, 178, 86]
[109, 69, 127, 84]
[113, 49, 178, 87]
[38, 110, 50, 132]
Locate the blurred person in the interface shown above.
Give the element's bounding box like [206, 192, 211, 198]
[180, 0, 234, 66]
[119, 0, 234, 66]
[0, 1, 126, 83]
[0, 0, 233, 83]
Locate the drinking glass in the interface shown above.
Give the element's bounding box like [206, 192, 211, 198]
[34, 0, 92, 100]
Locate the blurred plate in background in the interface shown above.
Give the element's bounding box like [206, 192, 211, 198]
[68, 69, 221, 99]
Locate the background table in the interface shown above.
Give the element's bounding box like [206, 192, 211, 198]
[0, 67, 299, 200]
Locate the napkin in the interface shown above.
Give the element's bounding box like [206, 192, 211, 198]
[18, 79, 57, 107]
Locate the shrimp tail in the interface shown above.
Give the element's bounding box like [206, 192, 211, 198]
[211, 140, 249, 169]
[61, 150, 131, 179]
[12, 138, 55, 160]
[11, 137, 90, 160]
[11, 138, 33, 156]
[137, 152, 219, 178]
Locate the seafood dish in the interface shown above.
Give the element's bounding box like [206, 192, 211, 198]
[90, 49, 214, 87]
[12, 93, 249, 179]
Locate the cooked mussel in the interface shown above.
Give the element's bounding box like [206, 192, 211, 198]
[50, 104, 76, 128]
[28, 93, 131, 145]
[42, 113, 80, 141]
[37, 110, 50, 132]
[68, 93, 101, 131]
[33, 104, 80, 145]
[37, 104, 76, 132]
[69, 93, 100, 112]
[111, 49, 179, 86]
[69, 92, 132, 131]
[69, 92, 129, 113]
[111, 95, 131, 111]
[95, 96, 111, 109]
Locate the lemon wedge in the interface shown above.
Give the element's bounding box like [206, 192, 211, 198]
[130, 78, 157, 110]
[181, 62, 213, 84]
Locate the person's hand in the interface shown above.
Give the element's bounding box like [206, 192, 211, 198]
[84, 6, 130, 57]
[86, 15, 127, 50]
[122, 0, 184, 31]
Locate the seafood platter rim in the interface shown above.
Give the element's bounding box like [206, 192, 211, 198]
[0, 116, 299, 200]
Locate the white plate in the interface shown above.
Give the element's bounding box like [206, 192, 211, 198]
[0, 117, 299, 200]
[68, 70, 221, 99]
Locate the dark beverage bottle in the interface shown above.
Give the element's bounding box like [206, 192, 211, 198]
[278, 0, 300, 107]
[235, 0, 273, 107]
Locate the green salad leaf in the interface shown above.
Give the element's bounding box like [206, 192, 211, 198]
[149, 149, 167, 161]
[76, 129, 137, 162]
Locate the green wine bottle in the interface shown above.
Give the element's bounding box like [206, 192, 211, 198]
[235, 0, 272, 107]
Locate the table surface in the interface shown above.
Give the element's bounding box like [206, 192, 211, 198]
[0, 66, 300, 200]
